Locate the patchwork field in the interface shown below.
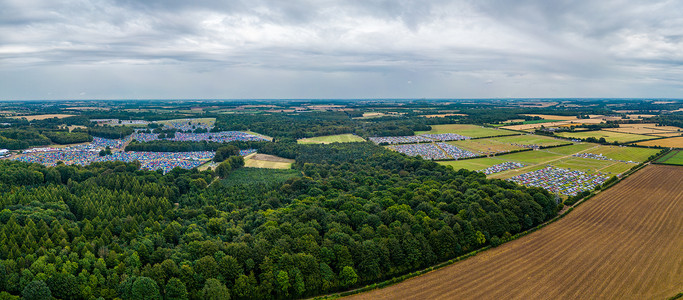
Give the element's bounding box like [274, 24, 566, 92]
[417, 124, 518, 138]
[635, 136, 683, 148]
[555, 130, 656, 143]
[348, 164, 683, 300]
[244, 153, 294, 169]
[656, 150, 683, 166]
[603, 123, 682, 136]
[9, 114, 75, 120]
[297, 133, 365, 144]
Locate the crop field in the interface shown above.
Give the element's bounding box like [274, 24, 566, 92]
[297, 133, 365, 144]
[416, 124, 518, 138]
[9, 114, 76, 120]
[635, 136, 683, 148]
[555, 130, 656, 143]
[155, 117, 216, 126]
[603, 123, 682, 136]
[244, 153, 294, 169]
[447, 139, 525, 155]
[348, 164, 683, 300]
[656, 150, 683, 165]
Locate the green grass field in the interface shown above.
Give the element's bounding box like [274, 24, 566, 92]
[496, 150, 564, 164]
[447, 139, 525, 155]
[544, 143, 597, 155]
[489, 134, 570, 147]
[417, 124, 518, 138]
[551, 157, 614, 172]
[656, 150, 683, 165]
[555, 130, 657, 143]
[582, 145, 660, 162]
[297, 133, 366, 144]
[438, 157, 508, 171]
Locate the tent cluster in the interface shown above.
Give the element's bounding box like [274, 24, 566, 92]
[369, 133, 471, 144]
[479, 161, 525, 175]
[131, 131, 268, 143]
[160, 118, 215, 131]
[388, 142, 477, 160]
[507, 167, 609, 196]
[573, 152, 637, 164]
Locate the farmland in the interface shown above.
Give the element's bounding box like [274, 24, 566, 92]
[488, 134, 570, 147]
[635, 136, 683, 148]
[244, 153, 294, 169]
[656, 150, 683, 165]
[347, 164, 683, 300]
[9, 114, 75, 120]
[603, 123, 683, 136]
[555, 130, 656, 143]
[297, 133, 365, 144]
[439, 142, 653, 181]
[416, 124, 518, 138]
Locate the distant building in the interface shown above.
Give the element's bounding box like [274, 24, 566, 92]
[0, 149, 10, 157]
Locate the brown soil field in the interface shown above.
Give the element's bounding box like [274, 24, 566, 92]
[348, 164, 683, 300]
[635, 136, 683, 148]
[10, 114, 75, 120]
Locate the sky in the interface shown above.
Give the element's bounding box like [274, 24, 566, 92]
[1, 0, 682, 100]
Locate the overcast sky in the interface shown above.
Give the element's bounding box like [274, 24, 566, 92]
[1, 0, 682, 100]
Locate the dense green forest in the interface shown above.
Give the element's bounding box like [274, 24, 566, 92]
[0, 142, 560, 299]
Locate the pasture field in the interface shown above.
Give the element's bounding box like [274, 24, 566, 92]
[494, 149, 564, 164]
[244, 153, 294, 169]
[489, 134, 570, 147]
[438, 157, 507, 171]
[417, 124, 518, 138]
[447, 139, 524, 155]
[9, 114, 75, 120]
[550, 157, 616, 173]
[347, 165, 683, 300]
[656, 150, 683, 165]
[297, 133, 365, 144]
[603, 123, 682, 136]
[635, 136, 683, 148]
[581, 145, 660, 162]
[555, 130, 656, 143]
[245, 131, 273, 141]
[543, 143, 597, 155]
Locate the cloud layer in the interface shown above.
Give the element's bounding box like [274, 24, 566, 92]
[1, 0, 682, 99]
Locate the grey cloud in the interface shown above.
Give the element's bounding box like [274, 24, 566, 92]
[0, 0, 682, 99]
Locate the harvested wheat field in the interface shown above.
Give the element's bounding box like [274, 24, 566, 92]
[348, 164, 683, 300]
[636, 136, 683, 148]
[10, 114, 75, 120]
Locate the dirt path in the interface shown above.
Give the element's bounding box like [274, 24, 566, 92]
[346, 165, 683, 300]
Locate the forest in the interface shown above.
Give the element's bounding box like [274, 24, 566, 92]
[0, 142, 559, 299]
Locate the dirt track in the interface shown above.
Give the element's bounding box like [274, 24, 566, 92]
[348, 165, 683, 300]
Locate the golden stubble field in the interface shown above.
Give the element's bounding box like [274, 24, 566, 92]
[348, 164, 683, 300]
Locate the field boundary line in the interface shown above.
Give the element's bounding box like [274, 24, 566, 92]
[313, 148, 670, 300]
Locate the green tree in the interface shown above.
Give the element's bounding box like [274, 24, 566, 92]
[276, 270, 290, 296]
[164, 278, 188, 300]
[21, 280, 51, 300]
[339, 266, 358, 288]
[200, 278, 230, 300]
[131, 276, 161, 300]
